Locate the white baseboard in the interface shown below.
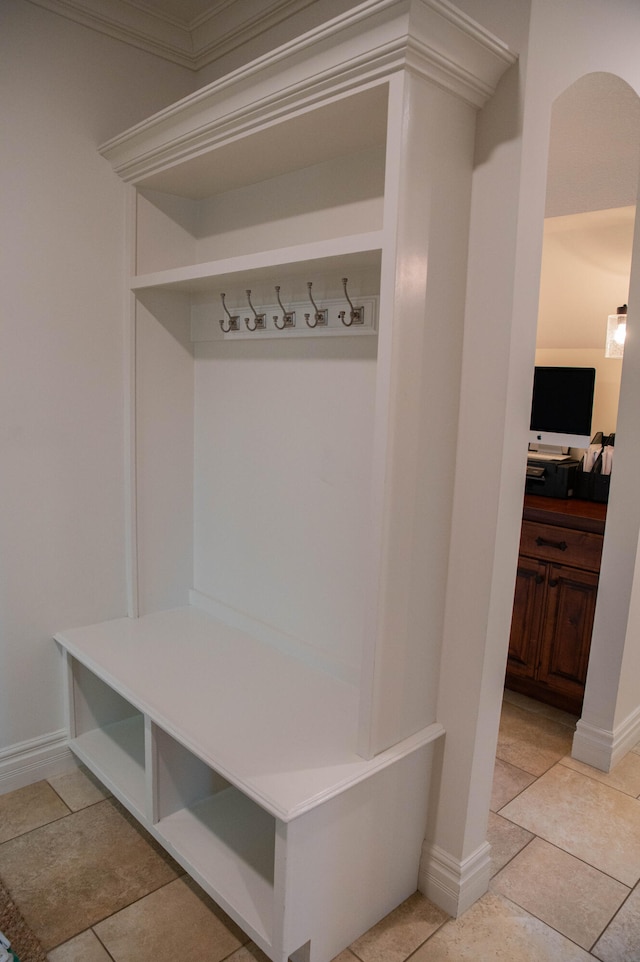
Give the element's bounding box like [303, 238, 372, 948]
[572, 705, 640, 773]
[418, 840, 491, 918]
[0, 730, 77, 795]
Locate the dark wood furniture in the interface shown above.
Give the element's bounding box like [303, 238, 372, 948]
[505, 494, 607, 714]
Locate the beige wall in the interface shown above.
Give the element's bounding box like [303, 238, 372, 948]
[0, 0, 194, 756]
[535, 205, 636, 437]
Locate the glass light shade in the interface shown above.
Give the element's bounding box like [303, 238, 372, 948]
[605, 311, 627, 358]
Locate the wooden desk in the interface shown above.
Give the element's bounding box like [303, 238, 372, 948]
[505, 496, 607, 714]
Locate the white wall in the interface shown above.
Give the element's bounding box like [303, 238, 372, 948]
[424, 0, 533, 906]
[501, 0, 640, 772]
[4, 0, 640, 920]
[0, 0, 194, 775]
[535, 208, 633, 436]
[193, 336, 377, 683]
[428, 0, 640, 910]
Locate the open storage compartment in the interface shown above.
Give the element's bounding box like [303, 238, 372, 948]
[67, 657, 146, 818]
[151, 725, 276, 946]
[133, 83, 388, 278]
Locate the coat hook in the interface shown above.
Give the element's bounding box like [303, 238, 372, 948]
[219, 293, 240, 333]
[273, 286, 295, 330]
[245, 289, 266, 331]
[339, 277, 364, 326]
[305, 281, 328, 328]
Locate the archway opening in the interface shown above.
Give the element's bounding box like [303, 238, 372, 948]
[504, 72, 640, 724]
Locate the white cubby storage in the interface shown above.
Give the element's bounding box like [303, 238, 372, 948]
[55, 3, 514, 960]
[66, 658, 146, 819]
[58, 609, 440, 959]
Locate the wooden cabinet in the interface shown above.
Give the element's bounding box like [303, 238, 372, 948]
[506, 495, 606, 714]
[53, 4, 514, 959]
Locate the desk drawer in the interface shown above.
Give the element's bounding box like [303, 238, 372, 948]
[520, 520, 603, 572]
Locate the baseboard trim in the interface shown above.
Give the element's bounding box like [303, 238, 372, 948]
[572, 704, 640, 773]
[418, 840, 491, 918]
[0, 730, 76, 795]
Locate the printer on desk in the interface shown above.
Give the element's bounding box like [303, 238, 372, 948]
[525, 433, 614, 501]
[525, 454, 581, 498]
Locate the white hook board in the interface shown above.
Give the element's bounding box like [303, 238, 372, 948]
[191, 295, 379, 341]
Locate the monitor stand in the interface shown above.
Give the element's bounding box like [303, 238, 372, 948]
[528, 443, 572, 462]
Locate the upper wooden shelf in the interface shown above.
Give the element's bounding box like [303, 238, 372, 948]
[131, 235, 384, 295]
[123, 84, 390, 200]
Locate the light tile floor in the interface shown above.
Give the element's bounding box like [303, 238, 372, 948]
[1, 692, 639, 961]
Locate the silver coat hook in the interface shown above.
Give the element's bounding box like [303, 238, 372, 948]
[219, 293, 240, 333]
[305, 281, 328, 328]
[245, 289, 266, 331]
[274, 286, 295, 330]
[339, 277, 364, 326]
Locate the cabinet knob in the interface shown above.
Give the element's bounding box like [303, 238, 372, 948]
[535, 574, 544, 585]
[549, 578, 559, 588]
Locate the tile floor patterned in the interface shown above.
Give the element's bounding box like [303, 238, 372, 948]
[1, 691, 639, 961]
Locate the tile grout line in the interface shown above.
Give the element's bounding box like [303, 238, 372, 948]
[10, 696, 640, 962]
[586, 879, 640, 956]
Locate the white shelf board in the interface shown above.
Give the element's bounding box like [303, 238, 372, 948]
[70, 715, 146, 818]
[56, 606, 443, 821]
[156, 788, 275, 944]
[102, 77, 390, 199]
[130, 235, 383, 294]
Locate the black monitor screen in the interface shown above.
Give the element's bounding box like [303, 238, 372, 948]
[530, 367, 595, 437]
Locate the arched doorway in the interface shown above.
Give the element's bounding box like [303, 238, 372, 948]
[505, 73, 640, 727]
[537, 73, 640, 771]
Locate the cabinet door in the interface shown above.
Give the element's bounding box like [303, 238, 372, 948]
[507, 557, 546, 680]
[537, 563, 598, 704]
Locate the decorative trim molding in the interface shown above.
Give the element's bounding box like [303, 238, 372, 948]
[418, 840, 492, 917]
[190, 0, 322, 72]
[98, 0, 515, 184]
[0, 730, 76, 796]
[26, 0, 515, 86]
[25, 0, 195, 68]
[25, 0, 336, 71]
[572, 704, 640, 772]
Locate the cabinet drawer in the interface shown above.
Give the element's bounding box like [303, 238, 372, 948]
[520, 520, 603, 572]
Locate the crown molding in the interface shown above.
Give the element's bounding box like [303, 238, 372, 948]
[99, 0, 516, 187]
[25, 0, 328, 71]
[190, 0, 321, 72]
[26, 0, 195, 67]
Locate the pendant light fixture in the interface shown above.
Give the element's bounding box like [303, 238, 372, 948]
[605, 303, 627, 358]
